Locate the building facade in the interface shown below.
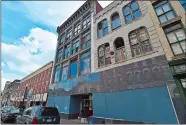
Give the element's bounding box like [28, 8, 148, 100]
[15, 61, 53, 108]
[149, 0, 186, 110]
[47, 0, 186, 124]
[47, 0, 103, 119]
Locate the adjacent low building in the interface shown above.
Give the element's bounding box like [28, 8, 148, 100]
[15, 61, 53, 108]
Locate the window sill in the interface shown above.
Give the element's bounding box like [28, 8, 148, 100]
[160, 16, 182, 28]
[171, 53, 186, 61]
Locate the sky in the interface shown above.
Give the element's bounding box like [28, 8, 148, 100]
[1, 1, 113, 90]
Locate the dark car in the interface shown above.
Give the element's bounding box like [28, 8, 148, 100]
[16, 106, 60, 124]
[1, 108, 21, 123]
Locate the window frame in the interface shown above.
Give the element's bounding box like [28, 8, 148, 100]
[123, 1, 141, 24]
[97, 19, 108, 38]
[83, 14, 91, 29]
[98, 43, 111, 67]
[81, 33, 91, 50]
[66, 28, 73, 41]
[153, 1, 176, 24]
[70, 59, 78, 78]
[60, 33, 65, 44]
[111, 12, 121, 30]
[64, 44, 71, 59]
[129, 27, 152, 57]
[74, 22, 81, 36]
[54, 65, 61, 83]
[80, 51, 91, 75]
[164, 23, 186, 56]
[72, 40, 80, 55]
[61, 62, 69, 81]
[57, 49, 63, 63]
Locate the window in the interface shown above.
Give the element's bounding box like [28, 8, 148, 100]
[97, 19, 108, 38]
[164, 23, 186, 55]
[66, 29, 72, 41]
[123, 1, 141, 24]
[81, 51, 91, 75]
[81, 33, 91, 50]
[114, 37, 126, 62]
[64, 44, 70, 59]
[74, 23, 81, 35]
[57, 49, 63, 63]
[70, 59, 78, 78]
[72, 40, 80, 54]
[98, 43, 111, 67]
[111, 13, 121, 30]
[60, 33, 65, 45]
[129, 27, 152, 57]
[54, 65, 60, 83]
[154, 1, 176, 23]
[61, 63, 68, 81]
[179, 0, 186, 11]
[83, 15, 91, 29]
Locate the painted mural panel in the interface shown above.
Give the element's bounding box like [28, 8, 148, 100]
[48, 55, 174, 96]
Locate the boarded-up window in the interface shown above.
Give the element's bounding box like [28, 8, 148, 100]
[98, 43, 111, 67]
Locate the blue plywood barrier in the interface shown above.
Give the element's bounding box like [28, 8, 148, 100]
[92, 86, 178, 124]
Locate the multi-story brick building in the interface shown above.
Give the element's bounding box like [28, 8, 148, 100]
[47, 0, 185, 124]
[47, 0, 103, 119]
[15, 61, 53, 107]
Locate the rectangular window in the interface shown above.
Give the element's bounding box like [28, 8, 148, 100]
[154, 1, 176, 23]
[64, 44, 70, 59]
[61, 63, 68, 81]
[57, 49, 63, 63]
[164, 23, 186, 55]
[60, 33, 65, 44]
[98, 20, 108, 38]
[81, 51, 91, 75]
[72, 40, 80, 54]
[66, 29, 72, 41]
[70, 59, 78, 78]
[83, 15, 91, 29]
[81, 33, 91, 50]
[74, 23, 81, 35]
[54, 65, 60, 83]
[179, 0, 186, 11]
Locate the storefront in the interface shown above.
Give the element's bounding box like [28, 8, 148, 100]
[169, 58, 186, 108]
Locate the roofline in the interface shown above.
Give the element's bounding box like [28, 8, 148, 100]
[21, 61, 53, 81]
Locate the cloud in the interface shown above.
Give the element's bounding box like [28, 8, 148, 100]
[2, 27, 57, 74]
[1, 62, 5, 67]
[2, 1, 112, 28]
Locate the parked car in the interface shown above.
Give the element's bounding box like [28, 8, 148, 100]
[1, 108, 21, 123]
[16, 106, 60, 124]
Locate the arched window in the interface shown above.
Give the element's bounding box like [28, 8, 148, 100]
[114, 37, 126, 62]
[123, 1, 141, 24]
[129, 27, 152, 57]
[111, 12, 121, 30]
[98, 43, 111, 67]
[97, 19, 108, 38]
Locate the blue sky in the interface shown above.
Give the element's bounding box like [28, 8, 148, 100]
[1, 1, 112, 90]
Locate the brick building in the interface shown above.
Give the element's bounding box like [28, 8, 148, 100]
[15, 61, 53, 107]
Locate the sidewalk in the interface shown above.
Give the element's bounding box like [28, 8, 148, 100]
[60, 119, 81, 124]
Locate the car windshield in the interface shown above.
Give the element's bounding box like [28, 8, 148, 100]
[41, 107, 59, 116]
[3, 107, 13, 112]
[9, 108, 20, 113]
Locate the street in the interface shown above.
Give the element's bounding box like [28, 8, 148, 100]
[1, 119, 81, 124]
